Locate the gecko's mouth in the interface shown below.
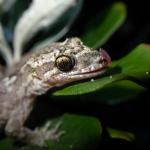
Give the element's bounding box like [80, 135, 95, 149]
[74, 65, 107, 77]
[80, 66, 107, 75]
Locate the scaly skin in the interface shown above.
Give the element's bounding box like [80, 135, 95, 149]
[0, 38, 111, 146]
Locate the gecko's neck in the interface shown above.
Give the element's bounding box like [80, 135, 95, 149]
[1, 69, 50, 101]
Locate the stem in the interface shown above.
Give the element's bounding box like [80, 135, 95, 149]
[0, 23, 13, 67]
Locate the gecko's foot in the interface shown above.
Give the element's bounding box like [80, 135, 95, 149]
[31, 121, 65, 147]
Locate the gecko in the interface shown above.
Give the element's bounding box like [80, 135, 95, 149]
[0, 37, 111, 146]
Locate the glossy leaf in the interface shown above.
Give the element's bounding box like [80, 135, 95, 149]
[113, 44, 150, 84]
[83, 79, 145, 105]
[0, 114, 102, 150]
[0, 139, 43, 150]
[81, 2, 127, 48]
[46, 114, 102, 150]
[107, 128, 135, 142]
[52, 80, 145, 105]
[53, 74, 124, 96]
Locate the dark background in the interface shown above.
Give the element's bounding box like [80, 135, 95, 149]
[72, 0, 150, 60]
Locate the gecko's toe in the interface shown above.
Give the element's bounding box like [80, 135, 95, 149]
[44, 121, 65, 141]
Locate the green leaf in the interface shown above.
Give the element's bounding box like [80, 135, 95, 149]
[81, 2, 127, 48]
[85, 80, 145, 105]
[107, 128, 135, 142]
[0, 139, 16, 150]
[0, 114, 102, 150]
[52, 80, 145, 105]
[52, 44, 150, 104]
[0, 138, 43, 150]
[0, 137, 45, 150]
[47, 114, 102, 150]
[53, 74, 124, 96]
[113, 44, 150, 84]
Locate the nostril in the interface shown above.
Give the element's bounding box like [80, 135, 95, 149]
[99, 48, 111, 66]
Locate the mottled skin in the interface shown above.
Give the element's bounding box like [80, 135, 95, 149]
[0, 38, 111, 146]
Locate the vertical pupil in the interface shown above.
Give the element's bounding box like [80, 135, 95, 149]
[61, 58, 68, 67]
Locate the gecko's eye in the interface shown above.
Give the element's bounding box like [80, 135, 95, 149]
[55, 55, 75, 72]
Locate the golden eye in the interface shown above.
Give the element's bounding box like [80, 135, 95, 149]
[55, 55, 75, 72]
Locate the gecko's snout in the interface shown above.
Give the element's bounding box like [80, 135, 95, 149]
[99, 48, 112, 67]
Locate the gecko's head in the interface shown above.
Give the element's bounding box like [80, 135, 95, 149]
[27, 38, 111, 90]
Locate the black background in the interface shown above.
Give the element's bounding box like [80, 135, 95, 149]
[71, 0, 150, 60]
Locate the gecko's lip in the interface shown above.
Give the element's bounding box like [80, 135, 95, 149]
[76, 65, 107, 76]
[79, 66, 107, 75]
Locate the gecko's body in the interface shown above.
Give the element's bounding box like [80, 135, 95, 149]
[0, 38, 111, 146]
